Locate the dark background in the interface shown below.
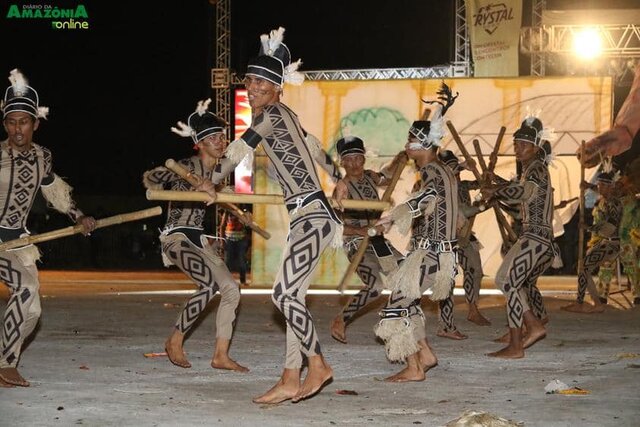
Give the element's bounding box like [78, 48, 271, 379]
[0, 0, 637, 270]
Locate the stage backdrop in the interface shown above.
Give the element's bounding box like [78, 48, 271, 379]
[243, 76, 613, 289]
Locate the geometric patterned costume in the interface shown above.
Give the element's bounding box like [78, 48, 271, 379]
[494, 157, 553, 328]
[618, 194, 640, 302]
[457, 180, 484, 308]
[338, 169, 403, 325]
[143, 155, 240, 339]
[375, 160, 459, 361]
[0, 140, 83, 369]
[225, 102, 342, 369]
[579, 194, 623, 304]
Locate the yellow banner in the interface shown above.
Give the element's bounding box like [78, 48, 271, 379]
[466, 0, 522, 77]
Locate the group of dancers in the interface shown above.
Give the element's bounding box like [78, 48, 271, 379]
[1, 26, 638, 404]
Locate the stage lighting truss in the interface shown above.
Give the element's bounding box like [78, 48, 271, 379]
[521, 24, 640, 59]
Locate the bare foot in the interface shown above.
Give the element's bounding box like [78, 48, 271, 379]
[330, 316, 347, 344]
[253, 369, 300, 404]
[165, 333, 191, 368]
[436, 329, 468, 340]
[486, 345, 524, 359]
[0, 367, 30, 387]
[561, 302, 605, 314]
[211, 356, 249, 373]
[384, 365, 426, 382]
[523, 325, 546, 349]
[0, 376, 16, 388]
[467, 307, 492, 326]
[292, 355, 333, 403]
[493, 329, 511, 343]
[417, 342, 438, 372]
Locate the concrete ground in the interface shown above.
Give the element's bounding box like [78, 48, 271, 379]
[0, 272, 639, 427]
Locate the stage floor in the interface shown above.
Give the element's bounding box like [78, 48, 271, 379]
[1, 271, 638, 426]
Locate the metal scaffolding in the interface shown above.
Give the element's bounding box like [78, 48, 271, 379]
[529, 0, 547, 76]
[522, 0, 640, 79]
[521, 24, 640, 58]
[210, 0, 231, 126]
[453, 0, 472, 76]
[211, 2, 470, 127]
[303, 66, 453, 81]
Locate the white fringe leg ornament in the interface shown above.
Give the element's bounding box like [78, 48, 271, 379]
[431, 251, 457, 301]
[374, 315, 423, 362]
[385, 249, 426, 300]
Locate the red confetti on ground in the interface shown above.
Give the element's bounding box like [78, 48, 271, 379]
[335, 389, 358, 395]
[144, 352, 168, 358]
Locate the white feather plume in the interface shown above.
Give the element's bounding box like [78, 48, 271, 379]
[540, 126, 557, 142]
[284, 59, 305, 85]
[196, 98, 211, 116]
[9, 68, 28, 96]
[426, 104, 446, 146]
[170, 121, 194, 138]
[260, 34, 270, 55]
[524, 105, 541, 123]
[37, 106, 49, 119]
[544, 152, 557, 168]
[266, 27, 285, 55]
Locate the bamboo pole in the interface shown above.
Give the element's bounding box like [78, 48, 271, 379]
[0, 207, 163, 252]
[446, 121, 516, 243]
[164, 159, 271, 240]
[146, 189, 391, 211]
[337, 152, 408, 293]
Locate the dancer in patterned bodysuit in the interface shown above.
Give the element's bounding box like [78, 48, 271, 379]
[0, 69, 96, 387]
[439, 150, 491, 327]
[617, 174, 640, 305]
[143, 99, 248, 372]
[329, 136, 405, 344]
[211, 27, 343, 404]
[562, 167, 622, 314]
[486, 115, 555, 359]
[367, 83, 459, 382]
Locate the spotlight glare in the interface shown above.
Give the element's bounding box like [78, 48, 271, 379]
[573, 28, 603, 60]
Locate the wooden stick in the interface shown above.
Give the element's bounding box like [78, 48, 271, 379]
[578, 141, 586, 276]
[447, 121, 483, 182]
[0, 207, 163, 252]
[337, 152, 408, 293]
[146, 189, 391, 211]
[488, 127, 506, 173]
[164, 159, 271, 240]
[483, 127, 513, 245]
[473, 139, 488, 173]
[446, 121, 516, 243]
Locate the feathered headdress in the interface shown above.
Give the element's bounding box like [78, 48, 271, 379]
[336, 134, 365, 158]
[2, 68, 49, 119]
[171, 98, 226, 145]
[409, 81, 458, 149]
[246, 26, 304, 87]
[597, 157, 620, 183]
[514, 106, 557, 147]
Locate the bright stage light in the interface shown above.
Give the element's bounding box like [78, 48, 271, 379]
[573, 27, 603, 60]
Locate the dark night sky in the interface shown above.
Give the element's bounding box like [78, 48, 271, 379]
[1, 0, 637, 199]
[1, 0, 453, 199]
